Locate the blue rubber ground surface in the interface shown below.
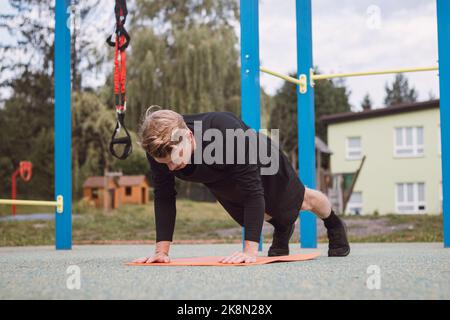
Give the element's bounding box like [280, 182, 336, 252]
[1, 243, 449, 299]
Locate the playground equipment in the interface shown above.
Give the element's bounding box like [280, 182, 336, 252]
[0, 0, 71, 249]
[0, 0, 130, 250]
[11, 161, 33, 216]
[240, 0, 450, 248]
[0, 0, 448, 250]
[261, 66, 440, 94]
[0, 196, 64, 214]
[0, 161, 63, 215]
[106, 0, 132, 160]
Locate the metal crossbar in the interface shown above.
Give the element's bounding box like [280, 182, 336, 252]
[0, 195, 63, 213]
[260, 66, 439, 88]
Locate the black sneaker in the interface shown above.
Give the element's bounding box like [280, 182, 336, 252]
[327, 218, 350, 257]
[268, 223, 295, 257]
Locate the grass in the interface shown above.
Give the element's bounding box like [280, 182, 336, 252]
[349, 214, 443, 242]
[0, 199, 237, 246]
[0, 200, 444, 246]
[0, 204, 54, 216]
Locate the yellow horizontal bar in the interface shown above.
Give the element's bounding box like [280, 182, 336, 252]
[260, 67, 302, 85]
[312, 66, 439, 81]
[0, 199, 58, 207]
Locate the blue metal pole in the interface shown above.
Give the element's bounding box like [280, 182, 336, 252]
[55, 0, 72, 250]
[296, 0, 317, 248]
[437, 0, 450, 248]
[240, 0, 263, 251]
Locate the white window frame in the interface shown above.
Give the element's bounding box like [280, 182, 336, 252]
[395, 182, 426, 214]
[346, 136, 362, 160]
[393, 126, 424, 158]
[346, 191, 363, 215]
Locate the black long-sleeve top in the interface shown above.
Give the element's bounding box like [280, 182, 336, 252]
[147, 111, 304, 243]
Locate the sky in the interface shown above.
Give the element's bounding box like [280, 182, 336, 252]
[0, 0, 440, 111]
[258, 0, 439, 110]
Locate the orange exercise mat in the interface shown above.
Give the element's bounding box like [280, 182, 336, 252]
[127, 252, 320, 267]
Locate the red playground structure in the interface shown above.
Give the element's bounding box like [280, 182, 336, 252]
[11, 161, 33, 216]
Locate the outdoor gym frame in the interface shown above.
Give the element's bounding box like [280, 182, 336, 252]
[240, 0, 450, 248]
[0, 0, 71, 250]
[1, 0, 448, 250]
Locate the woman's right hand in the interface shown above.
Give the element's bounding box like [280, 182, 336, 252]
[132, 252, 170, 264]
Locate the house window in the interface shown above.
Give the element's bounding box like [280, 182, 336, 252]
[346, 137, 362, 160]
[394, 127, 424, 157]
[92, 188, 98, 199]
[347, 191, 363, 215]
[395, 183, 426, 213]
[125, 186, 132, 196]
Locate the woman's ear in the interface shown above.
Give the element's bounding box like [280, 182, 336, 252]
[189, 130, 197, 150]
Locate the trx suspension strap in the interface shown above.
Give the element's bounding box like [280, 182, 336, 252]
[106, 0, 132, 160]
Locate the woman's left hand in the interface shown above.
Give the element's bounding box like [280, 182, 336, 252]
[219, 251, 257, 264]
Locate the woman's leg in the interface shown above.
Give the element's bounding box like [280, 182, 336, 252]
[266, 208, 298, 256]
[300, 187, 332, 219]
[300, 187, 350, 256]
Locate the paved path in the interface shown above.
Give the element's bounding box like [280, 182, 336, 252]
[1, 243, 449, 299]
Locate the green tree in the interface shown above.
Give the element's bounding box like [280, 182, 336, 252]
[70, 0, 106, 92]
[0, 0, 56, 199]
[261, 89, 275, 130]
[428, 90, 437, 101]
[315, 77, 351, 141]
[0, 0, 106, 200]
[1, 0, 102, 92]
[269, 71, 351, 169]
[384, 74, 418, 106]
[72, 92, 149, 198]
[0, 0, 55, 80]
[72, 92, 117, 198]
[361, 93, 373, 111]
[0, 71, 54, 199]
[133, 0, 238, 30]
[101, 0, 242, 131]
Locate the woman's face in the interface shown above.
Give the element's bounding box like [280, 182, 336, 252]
[154, 130, 194, 171]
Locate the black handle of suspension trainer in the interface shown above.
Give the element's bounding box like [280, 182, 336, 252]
[106, 27, 131, 51]
[109, 115, 133, 160]
[106, 34, 115, 47]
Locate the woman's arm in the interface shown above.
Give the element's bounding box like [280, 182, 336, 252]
[147, 153, 178, 243]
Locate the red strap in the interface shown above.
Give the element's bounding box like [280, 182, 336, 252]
[114, 6, 127, 100]
[113, 35, 127, 106]
[114, 39, 120, 95]
[119, 35, 126, 95]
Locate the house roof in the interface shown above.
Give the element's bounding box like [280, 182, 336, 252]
[83, 176, 107, 188]
[315, 136, 332, 154]
[118, 175, 148, 187]
[321, 100, 439, 125]
[83, 175, 148, 188]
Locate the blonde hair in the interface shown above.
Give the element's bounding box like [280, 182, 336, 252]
[139, 105, 188, 158]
